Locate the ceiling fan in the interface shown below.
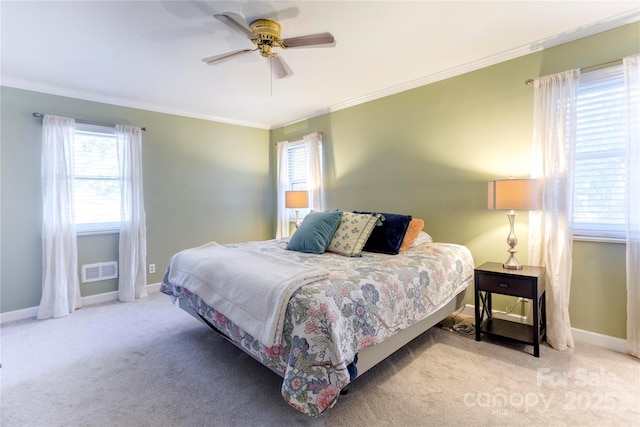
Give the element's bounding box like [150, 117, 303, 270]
[202, 12, 336, 79]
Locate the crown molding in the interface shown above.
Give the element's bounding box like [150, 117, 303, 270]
[3, 8, 638, 132]
[271, 9, 640, 130]
[0, 78, 272, 130]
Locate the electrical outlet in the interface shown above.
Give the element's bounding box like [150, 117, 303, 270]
[149, 264, 156, 274]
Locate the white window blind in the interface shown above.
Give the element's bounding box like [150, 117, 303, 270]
[573, 65, 629, 240]
[73, 123, 121, 233]
[286, 140, 322, 217]
[287, 142, 308, 191]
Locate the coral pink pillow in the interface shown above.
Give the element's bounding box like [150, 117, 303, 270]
[399, 218, 425, 252]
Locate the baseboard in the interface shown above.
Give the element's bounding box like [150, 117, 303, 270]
[462, 304, 628, 354]
[571, 327, 628, 354]
[0, 306, 39, 325]
[0, 283, 161, 325]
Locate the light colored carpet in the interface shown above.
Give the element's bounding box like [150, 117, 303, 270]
[1, 291, 638, 427]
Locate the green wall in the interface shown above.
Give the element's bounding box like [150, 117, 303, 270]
[271, 22, 639, 339]
[1, 22, 637, 341]
[1, 88, 272, 312]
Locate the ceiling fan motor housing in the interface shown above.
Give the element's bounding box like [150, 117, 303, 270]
[249, 19, 283, 57]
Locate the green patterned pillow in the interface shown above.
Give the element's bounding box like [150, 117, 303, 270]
[327, 212, 382, 257]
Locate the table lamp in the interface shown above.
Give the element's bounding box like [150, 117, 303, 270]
[285, 190, 309, 228]
[488, 178, 538, 269]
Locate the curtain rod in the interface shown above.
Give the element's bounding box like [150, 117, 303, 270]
[32, 112, 148, 131]
[274, 131, 323, 144]
[524, 58, 623, 85]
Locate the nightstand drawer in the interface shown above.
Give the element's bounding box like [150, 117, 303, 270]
[475, 273, 532, 297]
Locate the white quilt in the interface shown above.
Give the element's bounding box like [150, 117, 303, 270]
[167, 242, 329, 347]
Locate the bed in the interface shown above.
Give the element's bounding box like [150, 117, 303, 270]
[160, 212, 474, 416]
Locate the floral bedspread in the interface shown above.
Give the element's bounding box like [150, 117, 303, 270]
[160, 238, 474, 416]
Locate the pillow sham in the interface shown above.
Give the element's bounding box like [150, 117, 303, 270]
[399, 218, 425, 252]
[354, 211, 412, 255]
[411, 231, 434, 247]
[327, 212, 382, 257]
[286, 210, 343, 254]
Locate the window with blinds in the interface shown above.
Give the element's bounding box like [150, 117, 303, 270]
[287, 142, 309, 191]
[287, 140, 322, 218]
[73, 123, 121, 233]
[573, 64, 628, 240]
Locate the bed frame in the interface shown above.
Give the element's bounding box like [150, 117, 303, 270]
[354, 288, 467, 376]
[177, 287, 467, 380]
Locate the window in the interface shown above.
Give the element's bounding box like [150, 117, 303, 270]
[73, 123, 121, 234]
[286, 139, 322, 218]
[573, 64, 631, 240]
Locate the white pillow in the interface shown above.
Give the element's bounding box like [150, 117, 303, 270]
[410, 231, 433, 247]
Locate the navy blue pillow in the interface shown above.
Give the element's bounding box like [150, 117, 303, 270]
[354, 211, 412, 255]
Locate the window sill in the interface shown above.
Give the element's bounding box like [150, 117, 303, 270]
[572, 235, 625, 244]
[77, 229, 120, 237]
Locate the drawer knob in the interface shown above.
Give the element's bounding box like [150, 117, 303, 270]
[499, 283, 509, 288]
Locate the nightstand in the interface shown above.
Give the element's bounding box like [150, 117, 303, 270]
[474, 262, 546, 357]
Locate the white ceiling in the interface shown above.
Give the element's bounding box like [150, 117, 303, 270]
[2, 1, 639, 129]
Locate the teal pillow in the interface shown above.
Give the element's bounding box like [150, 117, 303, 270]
[286, 211, 343, 254]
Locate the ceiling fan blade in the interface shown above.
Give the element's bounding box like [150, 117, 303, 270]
[270, 54, 293, 79]
[214, 12, 256, 39]
[161, 1, 214, 20]
[282, 32, 335, 48]
[253, 7, 300, 22]
[202, 49, 254, 65]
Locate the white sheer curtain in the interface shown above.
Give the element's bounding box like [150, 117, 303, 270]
[275, 140, 290, 238]
[116, 125, 148, 302]
[624, 54, 640, 358]
[38, 115, 82, 319]
[304, 132, 324, 211]
[275, 133, 324, 238]
[528, 69, 580, 351]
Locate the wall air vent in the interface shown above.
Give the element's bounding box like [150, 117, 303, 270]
[81, 261, 118, 283]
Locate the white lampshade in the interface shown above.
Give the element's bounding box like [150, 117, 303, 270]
[285, 191, 309, 209]
[488, 179, 538, 211]
[488, 178, 538, 270]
